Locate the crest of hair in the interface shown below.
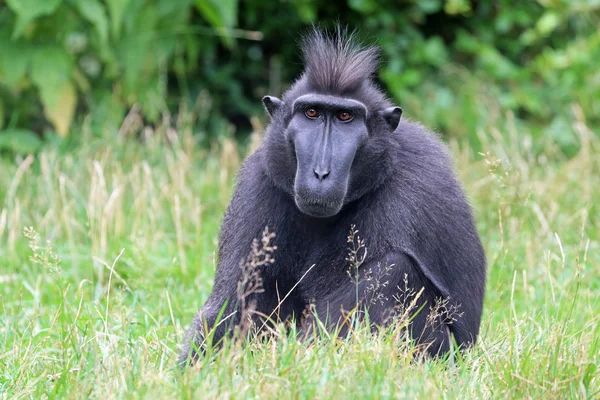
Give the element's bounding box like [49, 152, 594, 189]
[301, 26, 380, 94]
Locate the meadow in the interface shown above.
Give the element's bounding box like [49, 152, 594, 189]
[0, 107, 598, 399]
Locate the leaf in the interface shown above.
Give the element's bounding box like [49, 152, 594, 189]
[444, 0, 471, 15]
[30, 46, 73, 108]
[422, 37, 448, 67]
[0, 129, 42, 153]
[43, 81, 77, 137]
[536, 12, 560, 37]
[0, 40, 30, 86]
[348, 0, 377, 13]
[75, 0, 110, 44]
[0, 98, 4, 130]
[30, 46, 76, 136]
[292, 2, 317, 22]
[195, 0, 238, 48]
[416, 0, 442, 14]
[156, 0, 196, 16]
[105, 0, 130, 39]
[6, 0, 63, 38]
[214, 0, 238, 28]
[116, 34, 149, 90]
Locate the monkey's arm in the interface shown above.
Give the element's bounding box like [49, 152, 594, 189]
[302, 252, 461, 357]
[179, 153, 280, 368]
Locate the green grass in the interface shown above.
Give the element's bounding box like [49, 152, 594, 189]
[0, 113, 598, 399]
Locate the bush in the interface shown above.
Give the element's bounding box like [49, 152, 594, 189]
[0, 0, 598, 153]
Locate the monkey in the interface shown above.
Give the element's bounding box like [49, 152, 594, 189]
[178, 27, 486, 368]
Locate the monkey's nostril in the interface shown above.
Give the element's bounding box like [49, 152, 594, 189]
[313, 169, 330, 181]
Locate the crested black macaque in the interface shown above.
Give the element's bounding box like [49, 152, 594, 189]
[179, 28, 486, 368]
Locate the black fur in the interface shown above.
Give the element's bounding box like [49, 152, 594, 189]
[179, 27, 486, 368]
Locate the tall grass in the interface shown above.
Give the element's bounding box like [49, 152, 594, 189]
[0, 107, 598, 398]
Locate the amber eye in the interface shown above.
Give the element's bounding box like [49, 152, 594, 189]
[337, 111, 353, 122]
[305, 108, 320, 119]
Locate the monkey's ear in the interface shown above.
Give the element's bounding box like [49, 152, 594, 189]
[262, 96, 284, 118]
[381, 107, 403, 131]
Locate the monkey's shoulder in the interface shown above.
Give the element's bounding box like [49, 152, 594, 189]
[220, 149, 294, 233]
[393, 120, 452, 163]
[365, 120, 477, 237]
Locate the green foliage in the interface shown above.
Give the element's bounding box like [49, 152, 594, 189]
[0, 0, 199, 140]
[195, 0, 238, 47]
[0, 1, 598, 152]
[0, 128, 42, 153]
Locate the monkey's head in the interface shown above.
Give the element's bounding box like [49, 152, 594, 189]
[262, 28, 402, 218]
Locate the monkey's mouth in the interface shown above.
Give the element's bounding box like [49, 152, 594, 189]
[294, 194, 343, 218]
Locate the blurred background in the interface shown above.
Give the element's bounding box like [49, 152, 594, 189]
[1, 3, 599, 396]
[1, 0, 599, 154]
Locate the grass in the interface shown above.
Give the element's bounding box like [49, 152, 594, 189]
[0, 107, 598, 399]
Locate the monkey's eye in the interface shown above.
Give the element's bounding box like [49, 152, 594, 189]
[337, 111, 353, 122]
[305, 108, 320, 119]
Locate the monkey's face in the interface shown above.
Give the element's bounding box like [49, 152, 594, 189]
[285, 94, 369, 218]
[262, 93, 402, 218]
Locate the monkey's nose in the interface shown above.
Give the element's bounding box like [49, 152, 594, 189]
[313, 168, 330, 181]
